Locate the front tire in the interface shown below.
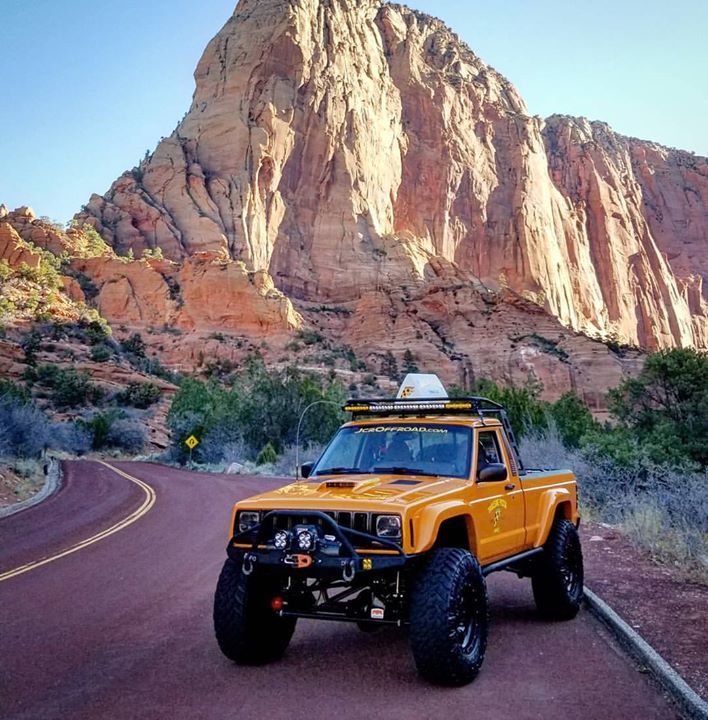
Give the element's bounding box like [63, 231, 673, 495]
[213, 558, 296, 664]
[532, 518, 584, 620]
[409, 548, 489, 686]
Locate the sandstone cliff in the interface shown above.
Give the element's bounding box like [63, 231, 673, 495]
[75, 0, 707, 352]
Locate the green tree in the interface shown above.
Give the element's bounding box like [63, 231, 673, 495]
[607, 348, 707, 466]
[473, 377, 548, 439]
[548, 392, 597, 449]
[21, 329, 42, 366]
[381, 351, 399, 381]
[402, 349, 419, 374]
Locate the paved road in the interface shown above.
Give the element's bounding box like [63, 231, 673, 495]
[0, 461, 680, 720]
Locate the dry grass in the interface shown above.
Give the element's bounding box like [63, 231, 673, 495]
[520, 432, 708, 584]
[0, 459, 44, 507]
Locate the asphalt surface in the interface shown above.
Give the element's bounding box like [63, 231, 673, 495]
[0, 461, 681, 720]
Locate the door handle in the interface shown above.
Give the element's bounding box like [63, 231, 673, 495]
[504, 483, 516, 491]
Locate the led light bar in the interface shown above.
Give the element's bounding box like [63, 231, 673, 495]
[343, 399, 481, 415]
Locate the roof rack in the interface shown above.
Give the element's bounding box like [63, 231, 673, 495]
[343, 397, 525, 473]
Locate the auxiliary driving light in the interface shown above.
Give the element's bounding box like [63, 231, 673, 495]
[273, 530, 290, 550]
[296, 529, 315, 551]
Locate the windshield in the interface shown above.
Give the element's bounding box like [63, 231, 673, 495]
[313, 424, 472, 479]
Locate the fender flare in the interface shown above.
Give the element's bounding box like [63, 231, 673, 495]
[413, 501, 476, 554]
[533, 488, 573, 548]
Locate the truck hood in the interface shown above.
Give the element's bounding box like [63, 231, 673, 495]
[239, 473, 467, 509]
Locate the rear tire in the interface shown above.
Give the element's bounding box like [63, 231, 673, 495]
[532, 519, 584, 620]
[213, 558, 296, 664]
[409, 548, 489, 686]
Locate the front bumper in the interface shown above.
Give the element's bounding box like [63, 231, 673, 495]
[227, 509, 412, 580]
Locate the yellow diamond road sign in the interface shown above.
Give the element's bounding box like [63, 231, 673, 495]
[185, 435, 199, 450]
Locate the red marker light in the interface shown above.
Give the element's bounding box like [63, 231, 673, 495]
[271, 596, 284, 611]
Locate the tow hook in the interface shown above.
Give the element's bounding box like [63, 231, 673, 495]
[284, 554, 313, 569]
[342, 559, 356, 582]
[242, 553, 257, 576]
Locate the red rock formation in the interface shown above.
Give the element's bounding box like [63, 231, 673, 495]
[75, 0, 706, 352]
[72, 255, 302, 336]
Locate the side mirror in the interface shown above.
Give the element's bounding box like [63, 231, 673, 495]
[300, 461, 314, 479]
[478, 463, 508, 483]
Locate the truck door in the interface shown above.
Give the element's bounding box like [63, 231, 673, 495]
[468, 428, 526, 562]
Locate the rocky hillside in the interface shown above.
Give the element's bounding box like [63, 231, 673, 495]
[0, 204, 641, 409]
[75, 0, 706, 354]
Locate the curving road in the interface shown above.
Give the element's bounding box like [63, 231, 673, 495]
[0, 461, 681, 720]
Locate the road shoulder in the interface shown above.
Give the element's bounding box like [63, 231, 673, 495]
[0, 457, 61, 519]
[581, 523, 708, 713]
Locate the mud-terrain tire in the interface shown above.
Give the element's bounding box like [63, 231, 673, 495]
[409, 548, 489, 686]
[213, 558, 296, 664]
[532, 519, 584, 620]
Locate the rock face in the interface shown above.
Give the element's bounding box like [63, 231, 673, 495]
[76, 0, 707, 352]
[73, 254, 302, 336]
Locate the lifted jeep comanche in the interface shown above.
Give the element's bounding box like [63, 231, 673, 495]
[214, 379, 584, 686]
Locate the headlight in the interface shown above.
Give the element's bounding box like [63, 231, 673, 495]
[238, 511, 260, 533]
[375, 515, 402, 538]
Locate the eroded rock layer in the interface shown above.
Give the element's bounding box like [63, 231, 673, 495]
[76, 0, 706, 351]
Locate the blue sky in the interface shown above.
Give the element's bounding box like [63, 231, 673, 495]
[1, 0, 706, 224]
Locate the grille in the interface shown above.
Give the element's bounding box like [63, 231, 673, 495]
[256, 510, 373, 537]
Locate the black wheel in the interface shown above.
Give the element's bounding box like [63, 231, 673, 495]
[532, 518, 584, 620]
[213, 558, 296, 664]
[409, 548, 489, 686]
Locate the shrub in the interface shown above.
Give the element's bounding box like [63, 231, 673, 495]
[141, 247, 164, 260]
[0, 395, 52, 458]
[520, 431, 708, 581]
[0, 260, 12, 282]
[50, 422, 92, 455]
[256, 441, 278, 466]
[90, 344, 111, 363]
[118, 382, 161, 408]
[85, 320, 111, 345]
[198, 426, 245, 465]
[80, 409, 145, 453]
[106, 415, 146, 453]
[78, 224, 112, 257]
[298, 329, 324, 346]
[36, 366, 102, 408]
[0, 378, 30, 403]
[121, 333, 146, 357]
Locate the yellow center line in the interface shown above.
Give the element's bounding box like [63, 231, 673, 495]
[0, 461, 156, 583]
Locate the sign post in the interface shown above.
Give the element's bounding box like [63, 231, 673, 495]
[185, 435, 199, 464]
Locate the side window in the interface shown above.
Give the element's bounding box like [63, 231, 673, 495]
[476, 430, 502, 471]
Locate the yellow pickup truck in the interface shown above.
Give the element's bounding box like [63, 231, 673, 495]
[213, 376, 584, 686]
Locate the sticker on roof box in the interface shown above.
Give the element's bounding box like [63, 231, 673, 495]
[355, 426, 448, 434]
